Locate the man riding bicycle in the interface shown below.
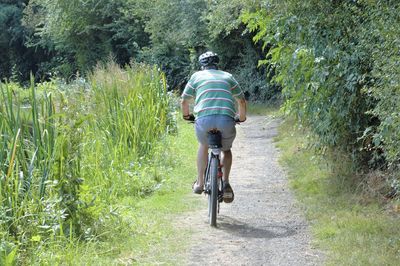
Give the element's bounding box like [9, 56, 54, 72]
[181, 51, 247, 203]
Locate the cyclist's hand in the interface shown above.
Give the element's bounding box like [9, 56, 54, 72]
[183, 113, 195, 122]
[234, 115, 246, 123]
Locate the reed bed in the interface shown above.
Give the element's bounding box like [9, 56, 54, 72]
[0, 62, 174, 263]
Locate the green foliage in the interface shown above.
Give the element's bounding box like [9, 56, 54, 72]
[132, 0, 208, 90]
[22, 0, 150, 79]
[0, 80, 78, 261]
[204, 0, 275, 101]
[362, 2, 400, 167]
[3, 0, 271, 101]
[243, 0, 400, 172]
[21, 119, 198, 264]
[0, 63, 175, 262]
[204, 0, 245, 38]
[0, 1, 49, 82]
[88, 61, 170, 157]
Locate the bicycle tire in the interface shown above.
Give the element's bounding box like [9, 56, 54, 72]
[209, 156, 219, 227]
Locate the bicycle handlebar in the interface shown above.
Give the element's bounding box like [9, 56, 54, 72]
[234, 117, 245, 123]
[183, 114, 195, 122]
[184, 113, 245, 124]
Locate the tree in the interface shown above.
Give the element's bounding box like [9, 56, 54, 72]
[23, 0, 150, 78]
[129, 0, 208, 90]
[0, 0, 48, 81]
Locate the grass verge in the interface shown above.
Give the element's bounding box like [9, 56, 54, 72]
[275, 117, 400, 265]
[247, 102, 281, 116]
[28, 120, 200, 265]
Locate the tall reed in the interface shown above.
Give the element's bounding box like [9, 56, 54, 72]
[0, 62, 174, 263]
[0, 80, 70, 263]
[88, 61, 169, 156]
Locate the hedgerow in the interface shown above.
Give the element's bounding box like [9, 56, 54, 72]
[242, 0, 399, 181]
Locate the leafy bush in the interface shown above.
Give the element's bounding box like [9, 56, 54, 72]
[362, 2, 400, 168]
[242, 1, 400, 174]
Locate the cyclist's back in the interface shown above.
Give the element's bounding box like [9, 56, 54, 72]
[181, 51, 247, 202]
[182, 69, 243, 120]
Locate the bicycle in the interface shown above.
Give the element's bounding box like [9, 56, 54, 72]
[185, 114, 241, 227]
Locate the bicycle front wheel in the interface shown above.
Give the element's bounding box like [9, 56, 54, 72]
[208, 156, 219, 227]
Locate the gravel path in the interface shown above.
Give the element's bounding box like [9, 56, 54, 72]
[181, 115, 324, 266]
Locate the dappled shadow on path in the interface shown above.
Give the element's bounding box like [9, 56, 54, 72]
[216, 215, 297, 239]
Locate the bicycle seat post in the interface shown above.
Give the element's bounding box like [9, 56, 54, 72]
[207, 129, 222, 155]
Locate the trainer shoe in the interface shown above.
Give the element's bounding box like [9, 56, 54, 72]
[222, 182, 234, 203]
[192, 181, 203, 194]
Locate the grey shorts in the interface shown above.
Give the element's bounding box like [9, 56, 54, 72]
[195, 115, 236, 151]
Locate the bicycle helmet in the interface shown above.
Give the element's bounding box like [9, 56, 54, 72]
[198, 51, 219, 68]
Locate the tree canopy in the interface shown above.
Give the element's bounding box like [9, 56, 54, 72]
[2, 0, 267, 99]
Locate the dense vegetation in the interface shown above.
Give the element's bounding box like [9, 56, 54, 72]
[0, 62, 174, 263]
[243, 0, 399, 188]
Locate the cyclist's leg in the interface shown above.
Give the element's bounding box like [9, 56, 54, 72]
[218, 116, 236, 183]
[196, 143, 208, 186]
[218, 116, 236, 203]
[221, 149, 232, 182]
[194, 117, 212, 189]
[221, 149, 234, 203]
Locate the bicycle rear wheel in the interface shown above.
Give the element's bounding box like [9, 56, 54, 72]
[208, 156, 219, 227]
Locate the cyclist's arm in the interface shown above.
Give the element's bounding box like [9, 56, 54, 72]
[236, 97, 247, 122]
[230, 75, 247, 122]
[181, 98, 191, 118]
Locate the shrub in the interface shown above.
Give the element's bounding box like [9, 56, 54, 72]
[242, 0, 400, 173]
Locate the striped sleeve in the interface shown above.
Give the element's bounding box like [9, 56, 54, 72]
[230, 76, 245, 99]
[181, 78, 196, 99]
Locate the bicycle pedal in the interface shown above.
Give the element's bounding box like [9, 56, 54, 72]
[223, 192, 233, 198]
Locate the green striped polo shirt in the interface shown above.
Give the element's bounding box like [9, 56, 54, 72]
[181, 69, 244, 119]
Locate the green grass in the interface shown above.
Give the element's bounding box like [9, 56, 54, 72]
[275, 117, 400, 266]
[247, 102, 281, 116]
[27, 120, 200, 265]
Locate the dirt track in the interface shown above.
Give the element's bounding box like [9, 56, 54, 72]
[181, 115, 324, 266]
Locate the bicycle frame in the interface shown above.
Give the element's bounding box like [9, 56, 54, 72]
[204, 129, 223, 227]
